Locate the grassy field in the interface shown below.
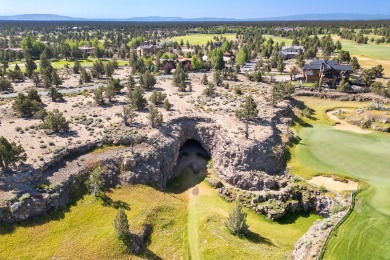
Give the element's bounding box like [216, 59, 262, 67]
[289, 97, 390, 259]
[9, 58, 128, 71]
[263, 35, 294, 46]
[171, 34, 236, 45]
[0, 165, 319, 259]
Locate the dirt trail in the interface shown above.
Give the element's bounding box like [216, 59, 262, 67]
[327, 110, 371, 134]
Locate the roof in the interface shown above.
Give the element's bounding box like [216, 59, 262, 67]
[281, 46, 304, 52]
[303, 59, 352, 72]
[78, 46, 95, 50]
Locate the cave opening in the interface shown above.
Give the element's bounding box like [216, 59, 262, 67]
[168, 139, 211, 193]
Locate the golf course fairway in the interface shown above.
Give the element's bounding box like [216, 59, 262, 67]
[290, 97, 390, 259]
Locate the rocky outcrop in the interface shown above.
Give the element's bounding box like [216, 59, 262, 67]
[121, 115, 288, 191]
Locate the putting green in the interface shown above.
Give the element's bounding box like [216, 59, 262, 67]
[291, 97, 390, 259]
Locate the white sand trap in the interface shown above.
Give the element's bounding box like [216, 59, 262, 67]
[309, 176, 358, 192]
[327, 110, 371, 134]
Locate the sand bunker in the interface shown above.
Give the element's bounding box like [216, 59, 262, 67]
[309, 176, 358, 192]
[327, 110, 371, 134]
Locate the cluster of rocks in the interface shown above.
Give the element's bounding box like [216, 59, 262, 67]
[292, 196, 352, 260]
[212, 173, 334, 221]
[295, 90, 390, 104]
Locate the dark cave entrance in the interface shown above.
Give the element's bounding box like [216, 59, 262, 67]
[168, 139, 211, 193]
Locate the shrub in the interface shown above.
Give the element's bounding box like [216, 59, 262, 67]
[225, 202, 249, 236]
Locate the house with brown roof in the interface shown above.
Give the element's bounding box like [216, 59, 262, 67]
[303, 59, 352, 87]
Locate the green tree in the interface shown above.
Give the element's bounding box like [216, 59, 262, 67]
[41, 109, 70, 133]
[350, 57, 361, 71]
[12, 92, 43, 118]
[163, 99, 172, 111]
[203, 83, 216, 96]
[201, 74, 209, 85]
[337, 79, 349, 93]
[118, 105, 138, 127]
[142, 71, 157, 90]
[73, 60, 82, 74]
[149, 91, 167, 106]
[148, 105, 163, 128]
[0, 77, 13, 92]
[129, 86, 147, 111]
[236, 45, 250, 66]
[51, 69, 62, 87]
[81, 68, 92, 83]
[48, 87, 63, 102]
[104, 83, 117, 102]
[92, 60, 104, 78]
[94, 86, 105, 106]
[0, 136, 27, 171]
[235, 95, 258, 139]
[289, 66, 299, 80]
[213, 70, 222, 86]
[270, 82, 295, 106]
[86, 167, 105, 197]
[114, 209, 130, 241]
[127, 75, 136, 91]
[225, 202, 249, 236]
[25, 53, 37, 78]
[32, 72, 41, 87]
[211, 48, 225, 70]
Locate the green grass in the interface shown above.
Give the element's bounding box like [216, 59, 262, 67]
[263, 35, 294, 46]
[0, 163, 319, 259]
[289, 97, 390, 259]
[0, 186, 189, 259]
[9, 58, 128, 71]
[171, 34, 236, 45]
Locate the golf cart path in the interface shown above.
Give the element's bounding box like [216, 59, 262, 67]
[327, 110, 371, 134]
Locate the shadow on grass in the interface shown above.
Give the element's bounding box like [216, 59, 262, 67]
[0, 191, 87, 235]
[99, 194, 130, 210]
[166, 168, 207, 194]
[276, 211, 312, 225]
[244, 230, 276, 247]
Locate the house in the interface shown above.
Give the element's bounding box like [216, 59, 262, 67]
[3, 47, 22, 52]
[279, 46, 304, 60]
[78, 46, 95, 55]
[212, 42, 222, 48]
[136, 44, 162, 57]
[302, 59, 352, 87]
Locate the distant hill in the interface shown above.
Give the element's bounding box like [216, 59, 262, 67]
[0, 13, 389, 21]
[0, 14, 84, 21]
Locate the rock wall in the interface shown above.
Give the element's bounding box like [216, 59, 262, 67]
[121, 115, 286, 191]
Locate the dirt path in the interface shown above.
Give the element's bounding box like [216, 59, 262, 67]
[309, 176, 358, 192]
[187, 183, 202, 260]
[327, 110, 371, 134]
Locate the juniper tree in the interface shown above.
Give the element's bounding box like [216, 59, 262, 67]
[203, 83, 216, 97]
[94, 86, 105, 106]
[235, 95, 258, 139]
[163, 99, 172, 111]
[129, 86, 147, 111]
[48, 87, 63, 102]
[86, 167, 105, 197]
[201, 74, 209, 85]
[149, 91, 167, 106]
[114, 208, 130, 241]
[41, 109, 70, 133]
[225, 202, 249, 236]
[119, 105, 138, 126]
[0, 136, 27, 171]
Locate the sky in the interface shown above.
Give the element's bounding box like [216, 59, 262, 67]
[0, 0, 390, 19]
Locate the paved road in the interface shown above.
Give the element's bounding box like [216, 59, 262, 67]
[0, 72, 213, 99]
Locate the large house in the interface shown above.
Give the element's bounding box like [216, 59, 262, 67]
[303, 59, 352, 87]
[78, 46, 95, 55]
[279, 46, 304, 60]
[137, 44, 162, 57]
